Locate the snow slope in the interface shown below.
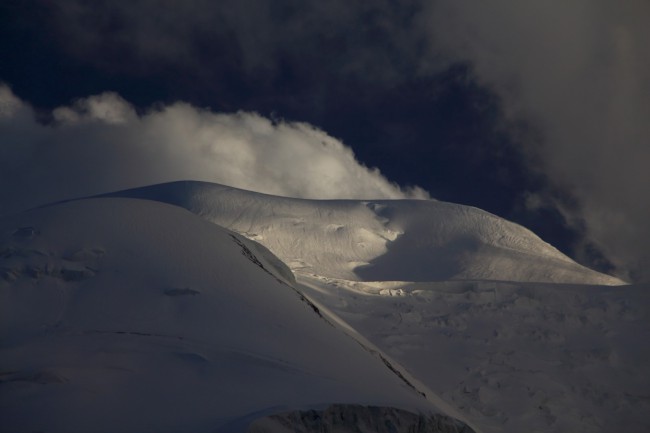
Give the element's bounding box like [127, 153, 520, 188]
[103, 180, 624, 285]
[94, 180, 650, 433]
[299, 276, 650, 433]
[0, 198, 471, 433]
[7, 180, 643, 433]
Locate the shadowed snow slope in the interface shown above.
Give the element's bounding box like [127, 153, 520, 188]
[0, 198, 468, 433]
[4, 183, 645, 433]
[102, 181, 623, 285]
[299, 276, 650, 433]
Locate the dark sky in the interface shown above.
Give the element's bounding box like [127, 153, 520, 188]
[1, 1, 648, 281]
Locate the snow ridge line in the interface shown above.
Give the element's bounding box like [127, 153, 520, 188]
[229, 233, 322, 318]
[229, 233, 432, 400]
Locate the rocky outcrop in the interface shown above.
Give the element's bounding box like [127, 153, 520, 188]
[247, 405, 475, 433]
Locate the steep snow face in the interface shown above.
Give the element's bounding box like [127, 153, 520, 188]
[104, 181, 624, 285]
[0, 198, 453, 433]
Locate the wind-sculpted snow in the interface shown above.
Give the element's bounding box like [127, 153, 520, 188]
[0, 198, 469, 433]
[103, 181, 623, 285]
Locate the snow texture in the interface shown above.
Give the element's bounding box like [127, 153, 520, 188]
[299, 276, 650, 433]
[102, 180, 624, 285]
[0, 198, 453, 433]
[3, 180, 646, 433]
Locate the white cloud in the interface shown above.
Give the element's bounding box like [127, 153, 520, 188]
[0, 85, 427, 215]
[5, 2, 648, 280]
[52, 92, 137, 124]
[0, 85, 26, 119]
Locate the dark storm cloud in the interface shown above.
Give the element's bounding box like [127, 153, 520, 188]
[47, 0, 427, 85]
[424, 0, 650, 281]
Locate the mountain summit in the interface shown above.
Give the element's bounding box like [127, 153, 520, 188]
[103, 180, 624, 285]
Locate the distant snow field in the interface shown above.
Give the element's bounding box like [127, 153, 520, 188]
[1, 181, 648, 433]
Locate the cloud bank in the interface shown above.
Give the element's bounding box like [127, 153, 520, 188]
[424, 1, 650, 281]
[0, 85, 427, 215]
[3, 1, 648, 280]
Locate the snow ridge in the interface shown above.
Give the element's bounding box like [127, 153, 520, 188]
[102, 180, 623, 285]
[1, 198, 453, 432]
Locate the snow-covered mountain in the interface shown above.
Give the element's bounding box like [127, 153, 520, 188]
[2, 180, 648, 433]
[101, 181, 624, 286]
[0, 198, 471, 432]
